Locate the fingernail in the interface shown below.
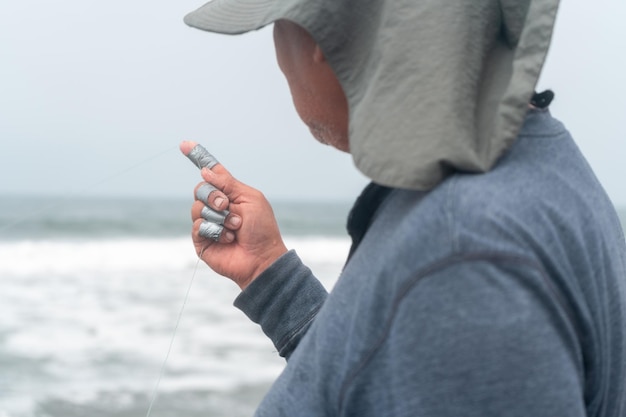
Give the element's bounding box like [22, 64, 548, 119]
[228, 215, 241, 228]
[224, 231, 235, 242]
[201, 167, 214, 178]
[214, 197, 225, 208]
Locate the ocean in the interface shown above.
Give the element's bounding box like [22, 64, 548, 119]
[0, 195, 353, 417]
[1, 195, 625, 417]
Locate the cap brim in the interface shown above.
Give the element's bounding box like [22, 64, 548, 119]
[184, 0, 277, 35]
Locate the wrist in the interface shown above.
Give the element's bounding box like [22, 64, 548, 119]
[240, 243, 288, 290]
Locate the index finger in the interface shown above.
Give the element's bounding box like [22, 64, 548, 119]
[180, 141, 219, 170]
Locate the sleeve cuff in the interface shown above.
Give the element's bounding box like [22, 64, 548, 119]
[234, 250, 328, 358]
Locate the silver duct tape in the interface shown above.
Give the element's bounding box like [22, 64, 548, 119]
[187, 144, 219, 169]
[201, 205, 229, 225]
[196, 183, 219, 204]
[198, 221, 224, 241]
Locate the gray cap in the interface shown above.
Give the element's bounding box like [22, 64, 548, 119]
[185, 0, 560, 190]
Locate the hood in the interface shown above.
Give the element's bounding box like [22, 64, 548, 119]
[185, 0, 560, 190]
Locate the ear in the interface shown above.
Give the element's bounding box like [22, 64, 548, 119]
[313, 44, 326, 63]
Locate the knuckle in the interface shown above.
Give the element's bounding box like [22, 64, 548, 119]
[191, 201, 205, 220]
[191, 219, 206, 239]
[220, 177, 237, 196]
[191, 218, 201, 234]
[193, 182, 205, 195]
[250, 188, 265, 201]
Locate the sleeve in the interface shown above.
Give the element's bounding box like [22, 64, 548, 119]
[233, 250, 328, 359]
[340, 257, 587, 417]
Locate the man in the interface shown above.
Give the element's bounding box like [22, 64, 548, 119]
[181, 0, 626, 416]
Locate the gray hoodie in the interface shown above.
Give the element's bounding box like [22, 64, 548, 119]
[235, 110, 626, 416]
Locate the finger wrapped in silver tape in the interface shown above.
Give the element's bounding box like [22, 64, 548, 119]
[196, 183, 219, 204]
[201, 205, 229, 225]
[198, 221, 224, 242]
[187, 144, 219, 170]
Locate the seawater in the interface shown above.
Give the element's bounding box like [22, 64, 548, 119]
[1, 196, 625, 417]
[0, 196, 352, 417]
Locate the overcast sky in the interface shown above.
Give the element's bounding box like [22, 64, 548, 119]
[1, 1, 624, 205]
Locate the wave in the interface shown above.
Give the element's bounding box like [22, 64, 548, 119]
[0, 196, 353, 240]
[0, 236, 351, 277]
[0, 235, 350, 416]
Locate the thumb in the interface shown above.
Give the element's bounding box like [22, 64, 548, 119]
[180, 141, 219, 170]
[179, 140, 247, 201]
[180, 141, 238, 187]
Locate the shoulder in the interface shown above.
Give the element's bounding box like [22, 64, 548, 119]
[389, 110, 615, 259]
[336, 251, 586, 417]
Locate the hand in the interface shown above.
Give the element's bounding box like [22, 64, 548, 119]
[181, 141, 288, 290]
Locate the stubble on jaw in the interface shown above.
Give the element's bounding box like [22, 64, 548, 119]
[307, 121, 350, 153]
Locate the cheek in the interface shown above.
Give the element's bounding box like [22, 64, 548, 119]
[288, 81, 317, 123]
[295, 97, 314, 123]
[278, 60, 317, 124]
[290, 75, 349, 144]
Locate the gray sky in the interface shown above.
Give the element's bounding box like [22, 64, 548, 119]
[1, 1, 625, 205]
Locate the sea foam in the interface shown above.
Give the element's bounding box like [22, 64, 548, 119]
[0, 234, 350, 416]
[0, 235, 350, 278]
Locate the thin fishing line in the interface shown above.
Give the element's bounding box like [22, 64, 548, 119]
[0, 144, 178, 235]
[81, 145, 179, 192]
[145, 248, 204, 417]
[0, 142, 202, 415]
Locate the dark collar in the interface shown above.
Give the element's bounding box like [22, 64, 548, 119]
[346, 182, 393, 262]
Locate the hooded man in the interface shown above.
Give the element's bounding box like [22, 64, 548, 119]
[180, 0, 626, 415]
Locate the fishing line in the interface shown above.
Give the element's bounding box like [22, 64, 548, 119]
[0, 144, 178, 235]
[1, 142, 206, 414]
[145, 248, 204, 417]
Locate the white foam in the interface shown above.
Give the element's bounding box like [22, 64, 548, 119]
[0, 235, 349, 276]
[0, 237, 195, 276]
[0, 235, 350, 414]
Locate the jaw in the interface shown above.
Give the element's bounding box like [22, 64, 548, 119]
[308, 122, 350, 153]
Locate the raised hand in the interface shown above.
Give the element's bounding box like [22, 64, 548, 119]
[180, 141, 288, 290]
